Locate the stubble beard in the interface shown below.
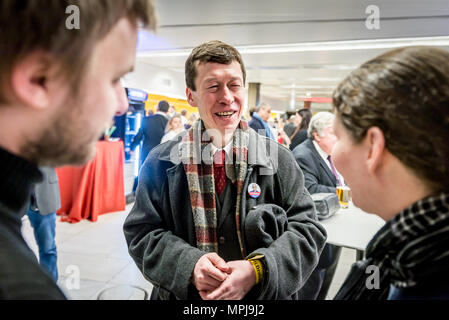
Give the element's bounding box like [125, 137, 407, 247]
[21, 100, 98, 167]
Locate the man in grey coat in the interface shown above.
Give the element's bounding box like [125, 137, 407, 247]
[124, 40, 326, 300]
[26, 167, 61, 282]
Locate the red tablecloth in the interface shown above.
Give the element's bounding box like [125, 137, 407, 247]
[56, 141, 126, 223]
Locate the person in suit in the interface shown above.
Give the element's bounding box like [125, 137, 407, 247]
[26, 167, 61, 282]
[293, 112, 343, 300]
[248, 103, 276, 140]
[130, 100, 170, 168]
[293, 112, 344, 194]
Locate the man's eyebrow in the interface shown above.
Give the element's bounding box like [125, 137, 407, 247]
[203, 77, 218, 83]
[118, 66, 135, 77]
[203, 77, 242, 83]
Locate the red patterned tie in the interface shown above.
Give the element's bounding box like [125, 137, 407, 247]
[213, 150, 227, 196]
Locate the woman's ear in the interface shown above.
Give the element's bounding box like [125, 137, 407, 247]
[10, 51, 52, 110]
[365, 127, 386, 174]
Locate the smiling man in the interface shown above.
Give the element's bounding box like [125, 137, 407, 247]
[0, 0, 156, 300]
[124, 40, 326, 300]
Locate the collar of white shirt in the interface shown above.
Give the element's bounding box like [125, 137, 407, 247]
[312, 140, 344, 185]
[210, 140, 233, 160]
[312, 140, 329, 163]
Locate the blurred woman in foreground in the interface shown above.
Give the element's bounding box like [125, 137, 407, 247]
[332, 46, 449, 300]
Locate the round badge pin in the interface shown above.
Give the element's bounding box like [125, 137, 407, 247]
[248, 183, 261, 199]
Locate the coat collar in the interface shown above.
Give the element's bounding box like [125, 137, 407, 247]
[157, 128, 274, 170]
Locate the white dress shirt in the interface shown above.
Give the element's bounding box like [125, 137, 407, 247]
[210, 140, 233, 162]
[313, 140, 344, 186]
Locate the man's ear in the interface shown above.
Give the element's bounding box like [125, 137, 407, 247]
[186, 87, 197, 108]
[10, 51, 52, 110]
[365, 127, 386, 174]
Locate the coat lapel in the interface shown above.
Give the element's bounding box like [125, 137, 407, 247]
[308, 140, 337, 186]
[217, 182, 236, 230]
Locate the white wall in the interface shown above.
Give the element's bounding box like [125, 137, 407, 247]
[259, 95, 332, 113]
[125, 62, 333, 113]
[125, 61, 187, 99]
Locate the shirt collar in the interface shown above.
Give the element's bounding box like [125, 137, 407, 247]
[156, 111, 169, 119]
[210, 140, 233, 158]
[312, 140, 329, 161]
[158, 129, 273, 170]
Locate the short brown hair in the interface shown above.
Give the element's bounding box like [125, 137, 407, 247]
[333, 46, 449, 192]
[185, 40, 246, 91]
[0, 0, 156, 103]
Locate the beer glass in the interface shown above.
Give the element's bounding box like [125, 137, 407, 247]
[336, 186, 351, 209]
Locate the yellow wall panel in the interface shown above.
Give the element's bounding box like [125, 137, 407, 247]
[145, 94, 198, 116]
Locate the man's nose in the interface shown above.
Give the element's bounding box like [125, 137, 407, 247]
[218, 86, 233, 105]
[116, 85, 129, 116]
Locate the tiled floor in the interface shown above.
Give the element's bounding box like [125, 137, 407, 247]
[21, 204, 356, 300]
[22, 205, 154, 300]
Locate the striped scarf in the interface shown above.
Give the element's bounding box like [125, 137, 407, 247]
[180, 120, 249, 257]
[335, 192, 449, 300]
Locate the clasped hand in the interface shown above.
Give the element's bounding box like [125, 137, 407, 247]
[192, 253, 257, 300]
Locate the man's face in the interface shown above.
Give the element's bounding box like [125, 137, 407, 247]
[186, 61, 245, 137]
[259, 106, 272, 122]
[315, 125, 337, 155]
[32, 18, 136, 166]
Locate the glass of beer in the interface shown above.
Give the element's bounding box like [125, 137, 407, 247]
[336, 186, 351, 209]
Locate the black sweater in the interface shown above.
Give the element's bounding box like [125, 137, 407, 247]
[0, 147, 66, 300]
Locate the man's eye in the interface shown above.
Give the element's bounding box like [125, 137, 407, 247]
[113, 76, 127, 85]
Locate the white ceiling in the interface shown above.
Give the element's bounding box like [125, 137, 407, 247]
[136, 0, 449, 111]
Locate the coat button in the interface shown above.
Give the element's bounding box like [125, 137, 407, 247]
[219, 236, 226, 244]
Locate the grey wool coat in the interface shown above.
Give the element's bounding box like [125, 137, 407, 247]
[34, 167, 61, 215]
[123, 128, 327, 300]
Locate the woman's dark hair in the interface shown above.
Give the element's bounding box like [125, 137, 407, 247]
[333, 46, 449, 192]
[289, 108, 313, 140]
[298, 108, 313, 130]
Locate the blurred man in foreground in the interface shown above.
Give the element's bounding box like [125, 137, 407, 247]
[0, 0, 156, 299]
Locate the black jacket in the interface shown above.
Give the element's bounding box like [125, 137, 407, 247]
[131, 113, 169, 166]
[289, 130, 308, 151]
[283, 125, 307, 150]
[0, 148, 66, 300]
[292, 139, 337, 194]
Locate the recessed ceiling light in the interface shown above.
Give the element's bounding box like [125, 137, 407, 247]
[138, 36, 449, 58]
